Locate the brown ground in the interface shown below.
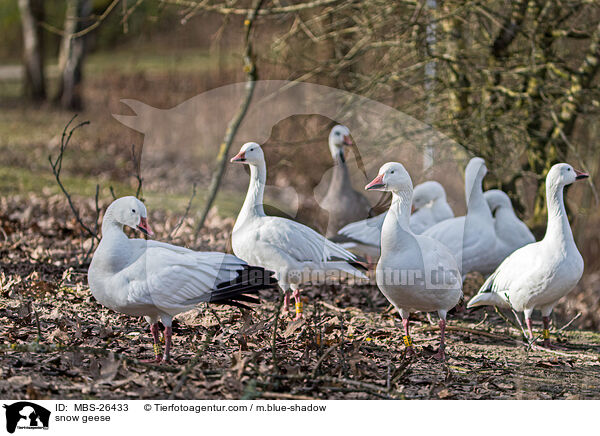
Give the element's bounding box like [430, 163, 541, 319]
[1, 195, 599, 400]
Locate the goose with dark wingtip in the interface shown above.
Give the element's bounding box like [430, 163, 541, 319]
[88, 196, 277, 363]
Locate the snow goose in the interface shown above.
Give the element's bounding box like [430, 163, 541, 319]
[88, 196, 277, 362]
[467, 164, 588, 347]
[230, 142, 368, 320]
[480, 189, 535, 273]
[320, 125, 373, 237]
[332, 181, 454, 260]
[423, 157, 496, 276]
[366, 163, 462, 359]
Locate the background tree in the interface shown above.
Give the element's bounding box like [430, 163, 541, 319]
[56, 0, 93, 110]
[17, 0, 46, 101]
[270, 0, 600, 229]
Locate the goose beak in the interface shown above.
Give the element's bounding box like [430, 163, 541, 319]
[411, 205, 416, 214]
[343, 135, 353, 146]
[365, 174, 385, 191]
[230, 151, 246, 163]
[137, 217, 154, 237]
[575, 169, 589, 180]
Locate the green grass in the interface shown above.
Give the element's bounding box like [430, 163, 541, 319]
[86, 47, 238, 76]
[0, 46, 250, 218]
[0, 164, 248, 218]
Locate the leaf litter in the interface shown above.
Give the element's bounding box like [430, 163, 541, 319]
[1, 194, 600, 400]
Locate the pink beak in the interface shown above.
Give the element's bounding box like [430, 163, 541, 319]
[575, 169, 589, 180]
[137, 216, 154, 237]
[343, 135, 353, 146]
[365, 174, 385, 191]
[230, 151, 246, 163]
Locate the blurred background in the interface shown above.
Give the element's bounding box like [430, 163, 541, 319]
[1, 0, 600, 328]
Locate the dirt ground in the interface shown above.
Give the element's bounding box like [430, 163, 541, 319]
[1, 195, 599, 400]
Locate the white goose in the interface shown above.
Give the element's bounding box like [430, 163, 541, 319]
[481, 189, 535, 274]
[366, 163, 462, 360]
[230, 142, 367, 320]
[88, 196, 276, 362]
[467, 164, 588, 347]
[423, 157, 496, 276]
[332, 181, 454, 260]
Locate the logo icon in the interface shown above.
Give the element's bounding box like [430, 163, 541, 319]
[3, 402, 50, 434]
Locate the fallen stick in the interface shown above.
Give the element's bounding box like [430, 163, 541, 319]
[557, 312, 582, 333]
[260, 392, 317, 400]
[421, 325, 512, 341]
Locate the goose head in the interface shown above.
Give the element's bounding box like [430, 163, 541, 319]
[105, 196, 154, 236]
[547, 163, 589, 187]
[328, 125, 352, 161]
[365, 162, 413, 194]
[464, 157, 487, 202]
[484, 189, 513, 215]
[412, 181, 446, 211]
[231, 142, 264, 166]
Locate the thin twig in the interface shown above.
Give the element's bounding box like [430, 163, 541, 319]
[311, 343, 337, 378]
[557, 312, 582, 333]
[39, 0, 121, 39]
[130, 144, 143, 200]
[169, 183, 198, 240]
[49, 115, 99, 242]
[270, 292, 284, 372]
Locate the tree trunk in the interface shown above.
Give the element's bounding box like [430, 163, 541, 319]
[18, 0, 45, 101]
[56, 0, 92, 111]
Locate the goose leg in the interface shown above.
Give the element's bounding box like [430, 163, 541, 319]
[541, 316, 556, 348]
[292, 288, 303, 320]
[432, 318, 447, 361]
[401, 316, 415, 356]
[525, 318, 534, 340]
[163, 326, 173, 362]
[283, 291, 291, 314]
[142, 323, 162, 363]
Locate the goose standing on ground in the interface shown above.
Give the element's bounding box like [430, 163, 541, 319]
[320, 125, 373, 237]
[481, 189, 535, 273]
[88, 196, 277, 362]
[467, 164, 588, 347]
[230, 142, 368, 320]
[423, 157, 496, 276]
[366, 163, 462, 360]
[332, 181, 454, 260]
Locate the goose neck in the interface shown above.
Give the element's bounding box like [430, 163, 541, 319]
[101, 211, 126, 239]
[465, 176, 489, 216]
[237, 162, 266, 226]
[327, 148, 351, 193]
[543, 181, 573, 245]
[381, 189, 413, 250]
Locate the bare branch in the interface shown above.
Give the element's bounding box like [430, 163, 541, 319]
[48, 115, 99, 242]
[168, 182, 198, 240]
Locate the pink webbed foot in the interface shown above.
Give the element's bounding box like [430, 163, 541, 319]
[141, 356, 163, 364]
[431, 345, 446, 361]
[404, 346, 416, 358]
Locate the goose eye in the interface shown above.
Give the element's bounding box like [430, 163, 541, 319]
[567, 168, 571, 171]
[132, 209, 136, 213]
[390, 170, 395, 174]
